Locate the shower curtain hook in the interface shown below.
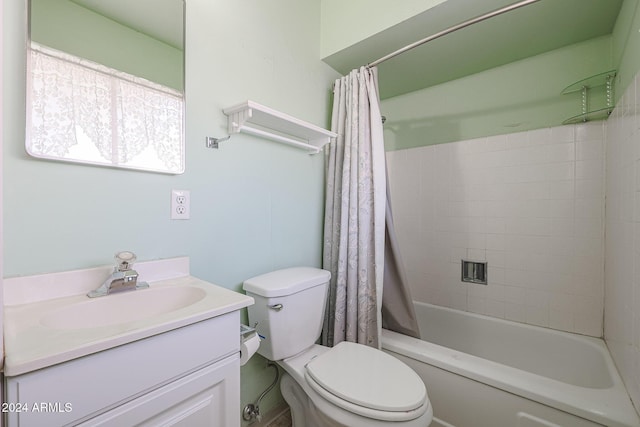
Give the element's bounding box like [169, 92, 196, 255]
[205, 135, 231, 149]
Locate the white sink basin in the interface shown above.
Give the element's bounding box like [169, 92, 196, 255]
[4, 273, 254, 376]
[40, 286, 207, 329]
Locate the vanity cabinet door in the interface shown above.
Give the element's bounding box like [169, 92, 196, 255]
[5, 313, 239, 427]
[78, 354, 240, 427]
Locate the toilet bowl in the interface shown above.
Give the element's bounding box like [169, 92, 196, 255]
[243, 267, 432, 426]
[278, 343, 432, 427]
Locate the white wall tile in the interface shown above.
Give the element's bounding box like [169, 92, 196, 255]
[548, 180, 574, 199]
[576, 140, 603, 161]
[485, 218, 506, 234]
[547, 142, 575, 163]
[576, 159, 604, 181]
[575, 198, 604, 219]
[548, 218, 575, 237]
[550, 125, 575, 143]
[467, 248, 486, 262]
[576, 179, 603, 199]
[544, 236, 574, 256]
[541, 199, 574, 218]
[488, 266, 506, 284]
[505, 130, 530, 149]
[503, 285, 526, 303]
[485, 134, 508, 151]
[604, 70, 640, 410]
[575, 122, 605, 142]
[549, 309, 574, 332]
[486, 299, 506, 319]
[526, 305, 549, 327]
[526, 128, 552, 146]
[505, 302, 527, 322]
[386, 122, 605, 340]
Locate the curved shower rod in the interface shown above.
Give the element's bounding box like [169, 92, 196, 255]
[367, 0, 542, 68]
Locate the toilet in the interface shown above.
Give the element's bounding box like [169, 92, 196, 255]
[243, 267, 433, 427]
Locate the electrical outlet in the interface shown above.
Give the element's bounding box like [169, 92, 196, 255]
[171, 190, 190, 220]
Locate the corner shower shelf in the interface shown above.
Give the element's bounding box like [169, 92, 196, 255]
[561, 70, 616, 125]
[222, 101, 337, 154]
[562, 107, 614, 125]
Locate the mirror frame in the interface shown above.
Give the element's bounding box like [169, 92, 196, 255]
[24, 0, 186, 174]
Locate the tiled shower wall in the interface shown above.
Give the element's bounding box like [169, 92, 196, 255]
[604, 72, 640, 408]
[386, 122, 605, 337]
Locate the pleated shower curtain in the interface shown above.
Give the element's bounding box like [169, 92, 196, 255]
[382, 177, 421, 338]
[323, 66, 421, 348]
[322, 66, 388, 348]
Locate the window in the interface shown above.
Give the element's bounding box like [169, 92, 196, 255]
[27, 42, 185, 174]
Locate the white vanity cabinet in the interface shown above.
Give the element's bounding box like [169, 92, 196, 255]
[5, 312, 241, 427]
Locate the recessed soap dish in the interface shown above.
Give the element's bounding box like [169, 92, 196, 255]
[461, 260, 487, 285]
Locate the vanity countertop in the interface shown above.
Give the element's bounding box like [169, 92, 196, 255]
[3, 258, 253, 376]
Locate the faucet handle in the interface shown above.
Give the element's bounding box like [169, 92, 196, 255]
[115, 251, 137, 271]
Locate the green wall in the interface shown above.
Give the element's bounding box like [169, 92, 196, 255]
[613, 0, 640, 98]
[7, 0, 640, 421]
[4, 0, 339, 420]
[320, 0, 445, 57]
[30, 0, 183, 91]
[379, 0, 640, 152]
[381, 36, 613, 150]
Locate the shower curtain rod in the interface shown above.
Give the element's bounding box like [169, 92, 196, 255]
[367, 0, 542, 68]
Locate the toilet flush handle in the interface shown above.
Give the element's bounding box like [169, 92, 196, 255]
[269, 304, 284, 311]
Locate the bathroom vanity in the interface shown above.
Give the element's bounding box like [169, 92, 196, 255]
[3, 257, 254, 427]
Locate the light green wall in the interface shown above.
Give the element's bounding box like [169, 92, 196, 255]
[379, 0, 640, 152]
[4, 0, 339, 420]
[613, 0, 640, 99]
[320, 0, 445, 58]
[381, 36, 613, 150]
[30, 0, 183, 91]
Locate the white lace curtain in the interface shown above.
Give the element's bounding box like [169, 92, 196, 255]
[27, 43, 184, 173]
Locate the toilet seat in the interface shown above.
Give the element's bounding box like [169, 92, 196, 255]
[304, 341, 428, 422]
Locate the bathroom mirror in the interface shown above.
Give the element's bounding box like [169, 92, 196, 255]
[26, 0, 185, 174]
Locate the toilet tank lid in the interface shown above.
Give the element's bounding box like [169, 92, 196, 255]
[243, 267, 330, 297]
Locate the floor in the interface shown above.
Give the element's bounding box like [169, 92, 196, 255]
[266, 408, 291, 427]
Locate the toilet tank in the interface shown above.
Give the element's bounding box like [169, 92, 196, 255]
[243, 267, 330, 361]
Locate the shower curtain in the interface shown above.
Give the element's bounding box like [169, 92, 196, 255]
[382, 178, 420, 338]
[322, 66, 419, 348]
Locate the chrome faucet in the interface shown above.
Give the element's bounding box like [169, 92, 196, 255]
[88, 251, 149, 298]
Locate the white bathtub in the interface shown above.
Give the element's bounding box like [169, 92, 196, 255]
[382, 302, 640, 427]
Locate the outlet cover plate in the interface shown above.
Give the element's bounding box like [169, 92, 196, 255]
[171, 189, 190, 220]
